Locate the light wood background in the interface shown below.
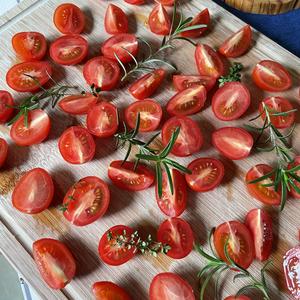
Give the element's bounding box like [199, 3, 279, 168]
[0, 0, 299, 299]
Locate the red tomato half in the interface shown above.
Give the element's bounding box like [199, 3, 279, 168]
[108, 160, 154, 191]
[195, 44, 225, 79]
[219, 25, 252, 58]
[185, 157, 224, 192]
[148, 4, 171, 36]
[83, 56, 121, 91]
[6, 61, 52, 92]
[58, 126, 95, 164]
[98, 225, 135, 266]
[125, 0, 144, 5]
[12, 32, 47, 62]
[173, 75, 216, 92]
[252, 60, 292, 92]
[288, 156, 300, 199]
[149, 272, 195, 300]
[245, 209, 273, 262]
[101, 34, 138, 64]
[93, 281, 131, 300]
[0, 90, 14, 123]
[162, 116, 203, 157]
[124, 99, 162, 132]
[224, 296, 251, 300]
[156, 169, 187, 217]
[50, 35, 88, 66]
[0, 138, 8, 168]
[33, 238, 76, 289]
[156, 0, 174, 6]
[212, 127, 253, 160]
[245, 164, 281, 206]
[53, 3, 85, 34]
[105, 4, 128, 34]
[214, 221, 254, 269]
[10, 109, 51, 146]
[129, 69, 166, 100]
[12, 168, 54, 214]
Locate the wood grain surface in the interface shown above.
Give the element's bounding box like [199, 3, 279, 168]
[0, 0, 299, 299]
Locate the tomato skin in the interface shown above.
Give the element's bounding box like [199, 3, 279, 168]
[288, 156, 300, 199]
[224, 296, 251, 300]
[105, 4, 128, 34]
[0, 90, 14, 123]
[12, 168, 54, 214]
[0, 138, 8, 168]
[124, 0, 144, 5]
[173, 75, 216, 92]
[148, 4, 171, 36]
[156, 0, 174, 6]
[12, 32, 47, 62]
[92, 281, 131, 300]
[33, 238, 76, 289]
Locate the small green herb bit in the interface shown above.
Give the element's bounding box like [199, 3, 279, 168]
[218, 62, 243, 87]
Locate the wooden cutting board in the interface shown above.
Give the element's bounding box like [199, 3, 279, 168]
[0, 0, 299, 299]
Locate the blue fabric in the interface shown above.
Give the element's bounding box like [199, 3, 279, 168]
[213, 0, 300, 58]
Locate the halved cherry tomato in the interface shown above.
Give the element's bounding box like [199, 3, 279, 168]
[148, 4, 171, 36]
[83, 56, 121, 91]
[58, 126, 95, 164]
[58, 93, 98, 115]
[259, 96, 295, 129]
[6, 61, 52, 92]
[12, 32, 47, 61]
[124, 99, 162, 132]
[108, 160, 154, 191]
[105, 4, 128, 34]
[53, 3, 85, 34]
[219, 25, 252, 58]
[245, 208, 273, 262]
[98, 225, 135, 266]
[149, 272, 195, 300]
[86, 101, 118, 137]
[0, 138, 8, 168]
[0, 90, 14, 123]
[180, 8, 210, 38]
[224, 296, 251, 300]
[173, 75, 216, 92]
[214, 221, 254, 269]
[212, 82, 251, 121]
[245, 164, 281, 206]
[10, 109, 51, 146]
[33, 238, 76, 289]
[125, 0, 144, 5]
[101, 34, 138, 64]
[166, 85, 207, 116]
[252, 60, 292, 92]
[185, 157, 224, 192]
[195, 44, 225, 79]
[50, 34, 88, 66]
[161, 116, 203, 157]
[212, 127, 253, 160]
[288, 156, 300, 199]
[156, 169, 187, 217]
[93, 281, 131, 300]
[129, 69, 166, 100]
[156, 0, 174, 6]
[12, 168, 54, 214]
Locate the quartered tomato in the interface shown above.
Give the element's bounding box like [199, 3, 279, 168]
[214, 221, 255, 269]
[245, 208, 273, 262]
[12, 168, 54, 214]
[224, 296, 251, 300]
[156, 0, 174, 6]
[53, 3, 85, 34]
[10, 109, 51, 146]
[259, 96, 295, 129]
[173, 75, 216, 92]
[58, 126, 95, 164]
[12, 32, 47, 61]
[161, 116, 203, 157]
[86, 101, 118, 138]
[212, 82, 251, 121]
[129, 69, 166, 100]
[245, 164, 281, 206]
[124, 0, 144, 5]
[156, 169, 187, 217]
[149, 273, 195, 300]
[98, 225, 135, 266]
[288, 156, 300, 199]
[33, 238, 76, 289]
[101, 34, 138, 64]
[148, 4, 171, 36]
[166, 85, 207, 116]
[219, 25, 252, 58]
[0, 138, 8, 168]
[195, 44, 225, 79]
[185, 157, 224, 192]
[83, 56, 121, 91]
[105, 4, 128, 34]
[124, 99, 162, 132]
[0, 90, 14, 123]
[252, 60, 292, 92]
[93, 281, 131, 300]
[50, 34, 88, 66]
[212, 127, 253, 160]
[108, 160, 154, 191]
[6, 61, 52, 92]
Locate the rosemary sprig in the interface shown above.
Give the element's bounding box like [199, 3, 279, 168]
[218, 62, 243, 87]
[58, 195, 75, 212]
